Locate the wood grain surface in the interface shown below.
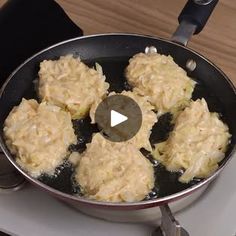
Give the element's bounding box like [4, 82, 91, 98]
[0, 0, 235, 84]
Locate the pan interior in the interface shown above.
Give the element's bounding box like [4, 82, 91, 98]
[0, 34, 235, 204]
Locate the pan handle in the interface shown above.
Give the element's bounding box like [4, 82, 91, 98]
[171, 0, 219, 46]
[152, 204, 189, 236]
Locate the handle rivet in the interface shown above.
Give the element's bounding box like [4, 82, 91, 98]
[145, 46, 157, 54]
[186, 59, 197, 71]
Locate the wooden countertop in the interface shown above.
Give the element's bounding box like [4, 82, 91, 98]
[0, 0, 235, 84]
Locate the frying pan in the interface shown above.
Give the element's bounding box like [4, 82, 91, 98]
[0, 0, 236, 235]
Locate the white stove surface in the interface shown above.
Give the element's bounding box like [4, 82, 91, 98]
[0, 155, 235, 236]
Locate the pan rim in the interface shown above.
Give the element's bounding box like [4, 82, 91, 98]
[0, 32, 236, 210]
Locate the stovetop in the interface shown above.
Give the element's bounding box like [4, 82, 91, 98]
[0, 155, 235, 236]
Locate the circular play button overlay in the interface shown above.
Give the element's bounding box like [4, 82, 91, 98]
[95, 95, 142, 142]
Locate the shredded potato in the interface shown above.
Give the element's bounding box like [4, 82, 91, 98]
[75, 134, 154, 202]
[153, 99, 231, 183]
[90, 90, 157, 151]
[126, 52, 196, 116]
[3, 99, 77, 177]
[38, 55, 109, 119]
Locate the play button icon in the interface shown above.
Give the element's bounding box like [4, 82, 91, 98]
[95, 94, 142, 142]
[111, 110, 128, 127]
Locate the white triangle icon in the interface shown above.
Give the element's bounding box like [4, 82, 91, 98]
[110, 110, 128, 127]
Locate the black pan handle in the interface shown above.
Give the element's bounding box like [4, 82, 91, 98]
[172, 0, 219, 46]
[179, 0, 219, 34]
[0, 230, 11, 236]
